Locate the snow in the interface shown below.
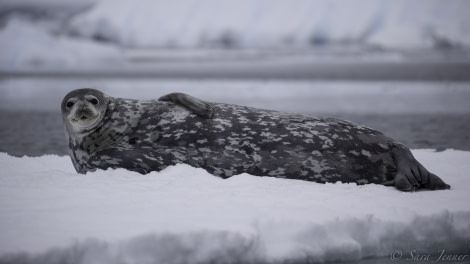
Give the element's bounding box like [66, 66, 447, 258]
[1, 0, 470, 69]
[0, 16, 123, 70]
[69, 0, 470, 49]
[1, 150, 469, 263]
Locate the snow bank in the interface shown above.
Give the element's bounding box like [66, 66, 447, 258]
[70, 0, 470, 49]
[0, 150, 469, 263]
[1, 0, 469, 70]
[0, 17, 123, 69]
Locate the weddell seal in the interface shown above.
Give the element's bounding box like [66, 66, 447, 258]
[61, 89, 450, 192]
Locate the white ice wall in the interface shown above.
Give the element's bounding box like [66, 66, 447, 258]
[70, 0, 470, 49]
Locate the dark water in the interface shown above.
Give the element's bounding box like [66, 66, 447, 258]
[0, 110, 66, 156]
[0, 110, 469, 157]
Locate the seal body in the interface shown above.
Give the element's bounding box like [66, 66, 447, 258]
[62, 89, 450, 191]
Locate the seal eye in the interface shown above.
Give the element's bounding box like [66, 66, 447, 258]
[89, 98, 99, 105]
[66, 101, 74, 108]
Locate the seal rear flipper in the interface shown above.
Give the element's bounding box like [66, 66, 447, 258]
[392, 144, 451, 191]
[159, 93, 213, 119]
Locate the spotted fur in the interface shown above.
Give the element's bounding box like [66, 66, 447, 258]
[62, 89, 450, 192]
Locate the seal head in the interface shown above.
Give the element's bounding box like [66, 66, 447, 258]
[61, 89, 109, 137]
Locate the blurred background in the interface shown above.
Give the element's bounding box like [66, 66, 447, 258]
[0, 0, 469, 157]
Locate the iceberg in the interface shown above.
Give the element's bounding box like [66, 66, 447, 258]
[69, 0, 470, 49]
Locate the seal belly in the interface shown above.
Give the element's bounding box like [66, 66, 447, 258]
[159, 103, 396, 185]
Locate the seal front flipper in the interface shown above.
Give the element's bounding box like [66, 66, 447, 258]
[392, 144, 451, 191]
[159, 93, 213, 119]
[89, 147, 171, 175]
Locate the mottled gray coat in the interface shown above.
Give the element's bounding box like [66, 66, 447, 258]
[62, 89, 450, 191]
